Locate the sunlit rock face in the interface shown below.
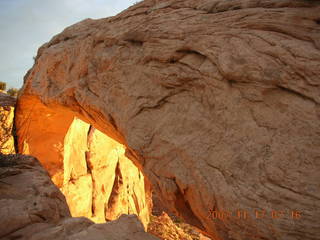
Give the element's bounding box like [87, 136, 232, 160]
[0, 93, 16, 154]
[16, 0, 320, 239]
[16, 96, 151, 228]
[62, 117, 150, 226]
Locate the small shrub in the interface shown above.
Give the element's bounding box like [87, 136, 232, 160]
[0, 82, 6, 91]
[7, 88, 19, 97]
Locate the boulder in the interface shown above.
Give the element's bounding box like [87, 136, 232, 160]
[0, 154, 70, 238]
[0, 154, 158, 240]
[16, 0, 320, 239]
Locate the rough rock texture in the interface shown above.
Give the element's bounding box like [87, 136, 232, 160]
[15, 101, 151, 228]
[0, 154, 158, 240]
[0, 154, 70, 238]
[148, 213, 195, 240]
[0, 93, 15, 154]
[150, 196, 212, 240]
[16, 0, 320, 239]
[148, 212, 211, 240]
[62, 117, 150, 226]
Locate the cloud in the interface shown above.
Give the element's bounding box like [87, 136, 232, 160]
[0, 0, 137, 88]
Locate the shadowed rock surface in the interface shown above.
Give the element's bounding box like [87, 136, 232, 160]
[0, 154, 158, 240]
[16, 0, 320, 239]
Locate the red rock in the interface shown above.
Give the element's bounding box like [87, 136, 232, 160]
[16, 0, 320, 239]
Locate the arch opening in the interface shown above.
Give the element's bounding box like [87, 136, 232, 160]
[16, 94, 212, 239]
[16, 95, 152, 228]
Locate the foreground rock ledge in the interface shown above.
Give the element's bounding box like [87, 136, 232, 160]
[0, 154, 158, 240]
[16, 0, 320, 239]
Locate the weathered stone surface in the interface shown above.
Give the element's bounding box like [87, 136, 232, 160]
[148, 212, 209, 240]
[62, 117, 150, 227]
[0, 154, 70, 238]
[10, 215, 158, 240]
[0, 154, 158, 240]
[0, 93, 15, 154]
[16, 0, 320, 239]
[65, 214, 158, 240]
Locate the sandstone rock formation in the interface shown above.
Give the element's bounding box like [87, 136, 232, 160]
[0, 154, 69, 238]
[62, 117, 150, 226]
[148, 212, 211, 240]
[15, 100, 151, 227]
[0, 154, 158, 240]
[16, 0, 320, 239]
[0, 93, 15, 154]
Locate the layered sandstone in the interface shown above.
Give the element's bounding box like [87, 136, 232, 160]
[0, 154, 158, 240]
[16, 0, 320, 239]
[0, 93, 15, 154]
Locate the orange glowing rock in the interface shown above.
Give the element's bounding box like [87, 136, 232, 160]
[15, 0, 320, 238]
[0, 92, 16, 154]
[16, 97, 151, 228]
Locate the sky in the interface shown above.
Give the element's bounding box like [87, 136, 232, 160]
[0, 0, 138, 89]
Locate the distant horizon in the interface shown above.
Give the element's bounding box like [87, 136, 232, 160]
[0, 0, 138, 89]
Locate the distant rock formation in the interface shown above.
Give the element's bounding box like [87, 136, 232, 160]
[16, 0, 320, 239]
[0, 154, 158, 240]
[0, 93, 15, 154]
[61, 117, 151, 227]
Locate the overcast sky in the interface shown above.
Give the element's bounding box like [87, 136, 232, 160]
[0, 0, 137, 89]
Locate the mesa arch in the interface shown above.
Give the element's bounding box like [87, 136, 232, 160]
[16, 0, 320, 239]
[16, 95, 152, 227]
